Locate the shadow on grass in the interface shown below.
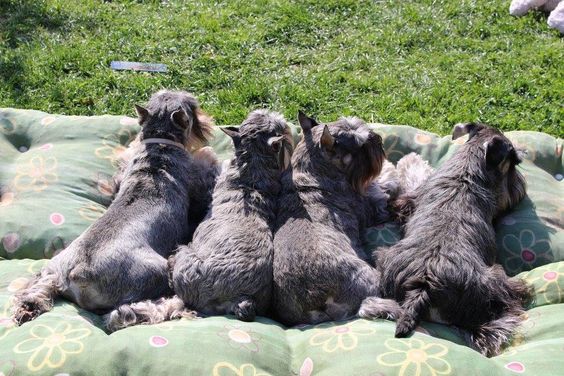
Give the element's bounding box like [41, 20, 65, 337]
[0, 0, 68, 48]
[0, 0, 70, 105]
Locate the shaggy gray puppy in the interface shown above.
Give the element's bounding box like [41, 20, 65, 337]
[272, 112, 402, 326]
[107, 110, 294, 328]
[373, 122, 532, 357]
[12, 90, 217, 325]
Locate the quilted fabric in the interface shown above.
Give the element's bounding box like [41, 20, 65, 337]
[0, 108, 563, 375]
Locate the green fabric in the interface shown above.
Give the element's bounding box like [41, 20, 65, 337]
[0, 109, 563, 375]
[0, 258, 564, 375]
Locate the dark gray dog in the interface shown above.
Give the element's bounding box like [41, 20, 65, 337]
[12, 90, 217, 326]
[272, 112, 402, 326]
[373, 122, 532, 357]
[107, 110, 294, 328]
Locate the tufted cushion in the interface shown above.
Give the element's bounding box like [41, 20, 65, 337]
[0, 109, 563, 375]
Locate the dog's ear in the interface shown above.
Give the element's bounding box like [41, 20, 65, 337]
[320, 125, 335, 150]
[298, 111, 319, 133]
[171, 109, 192, 130]
[485, 136, 514, 169]
[267, 135, 284, 153]
[135, 105, 150, 126]
[452, 122, 485, 141]
[268, 135, 292, 170]
[221, 126, 242, 148]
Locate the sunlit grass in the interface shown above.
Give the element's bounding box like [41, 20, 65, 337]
[0, 0, 562, 136]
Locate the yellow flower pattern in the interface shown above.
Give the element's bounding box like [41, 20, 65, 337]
[309, 320, 376, 353]
[78, 203, 106, 222]
[94, 140, 127, 167]
[524, 262, 564, 305]
[377, 338, 451, 376]
[13, 156, 58, 192]
[13, 322, 91, 371]
[0, 299, 16, 341]
[212, 362, 271, 376]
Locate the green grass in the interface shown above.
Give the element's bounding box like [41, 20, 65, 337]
[0, 0, 562, 136]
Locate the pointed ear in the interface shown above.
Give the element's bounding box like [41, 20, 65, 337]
[135, 105, 149, 126]
[452, 122, 485, 141]
[171, 109, 192, 130]
[320, 125, 335, 150]
[267, 135, 284, 152]
[268, 135, 293, 170]
[221, 126, 241, 148]
[298, 111, 319, 133]
[485, 136, 512, 169]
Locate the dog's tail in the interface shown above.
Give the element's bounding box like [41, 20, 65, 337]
[232, 296, 256, 322]
[12, 272, 61, 325]
[105, 295, 195, 332]
[395, 285, 430, 338]
[358, 296, 404, 320]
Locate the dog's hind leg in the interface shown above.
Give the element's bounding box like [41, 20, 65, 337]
[466, 267, 533, 357]
[466, 309, 526, 357]
[358, 297, 404, 320]
[231, 296, 256, 322]
[395, 287, 430, 337]
[105, 295, 194, 332]
[12, 271, 61, 325]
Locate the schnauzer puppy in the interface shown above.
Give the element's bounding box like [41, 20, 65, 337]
[107, 110, 294, 328]
[12, 90, 217, 326]
[272, 112, 402, 326]
[373, 122, 531, 357]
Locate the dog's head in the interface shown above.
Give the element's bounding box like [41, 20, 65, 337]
[452, 122, 526, 213]
[221, 110, 294, 172]
[135, 90, 214, 152]
[297, 111, 385, 194]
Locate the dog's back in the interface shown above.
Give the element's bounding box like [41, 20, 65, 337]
[376, 123, 531, 356]
[172, 110, 293, 321]
[272, 114, 393, 326]
[13, 91, 217, 324]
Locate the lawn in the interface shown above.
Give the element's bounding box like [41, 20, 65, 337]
[0, 0, 562, 136]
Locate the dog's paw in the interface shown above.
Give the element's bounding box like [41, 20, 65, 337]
[394, 315, 417, 338]
[358, 297, 403, 320]
[233, 298, 256, 322]
[12, 301, 44, 325]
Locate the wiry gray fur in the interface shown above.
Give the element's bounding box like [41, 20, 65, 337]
[373, 122, 532, 357]
[12, 90, 218, 327]
[272, 112, 402, 326]
[172, 110, 293, 321]
[108, 110, 294, 328]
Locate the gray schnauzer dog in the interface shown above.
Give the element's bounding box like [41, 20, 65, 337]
[106, 109, 294, 328]
[373, 122, 532, 357]
[272, 112, 402, 326]
[12, 90, 217, 326]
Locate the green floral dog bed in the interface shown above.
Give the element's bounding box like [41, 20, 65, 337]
[0, 108, 562, 375]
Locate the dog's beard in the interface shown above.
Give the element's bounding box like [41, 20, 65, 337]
[348, 137, 385, 194]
